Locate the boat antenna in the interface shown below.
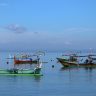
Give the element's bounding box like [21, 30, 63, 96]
[89, 48, 93, 55]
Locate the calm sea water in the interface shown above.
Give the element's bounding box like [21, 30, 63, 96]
[0, 51, 96, 96]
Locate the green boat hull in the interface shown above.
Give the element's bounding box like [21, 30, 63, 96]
[0, 73, 43, 76]
[0, 68, 42, 76]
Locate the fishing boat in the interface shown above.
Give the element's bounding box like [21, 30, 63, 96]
[14, 54, 38, 64]
[0, 65, 42, 76]
[57, 54, 96, 68]
[0, 52, 44, 76]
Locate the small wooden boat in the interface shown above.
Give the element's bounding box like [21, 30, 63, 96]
[0, 61, 42, 76]
[14, 54, 39, 64]
[57, 58, 78, 67]
[0, 67, 41, 75]
[57, 54, 96, 68]
[14, 58, 38, 64]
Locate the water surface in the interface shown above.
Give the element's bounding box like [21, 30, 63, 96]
[0, 52, 96, 96]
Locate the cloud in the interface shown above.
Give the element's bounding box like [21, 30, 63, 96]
[1, 24, 40, 34]
[0, 31, 96, 51]
[4, 24, 27, 33]
[64, 28, 96, 33]
[64, 41, 71, 45]
[33, 31, 39, 34]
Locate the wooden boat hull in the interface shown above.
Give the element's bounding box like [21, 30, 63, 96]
[14, 59, 38, 64]
[57, 58, 96, 68]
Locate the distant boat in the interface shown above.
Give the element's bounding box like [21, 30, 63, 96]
[14, 56, 38, 64]
[57, 54, 96, 68]
[13, 51, 45, 64]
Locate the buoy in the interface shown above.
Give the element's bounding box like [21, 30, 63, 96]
[52, 65, 54, 68]
[6, 61, 9, 64]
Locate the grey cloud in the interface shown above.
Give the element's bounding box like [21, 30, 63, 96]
[4, 24, 27, 33]
[34, 32, 39, 34]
